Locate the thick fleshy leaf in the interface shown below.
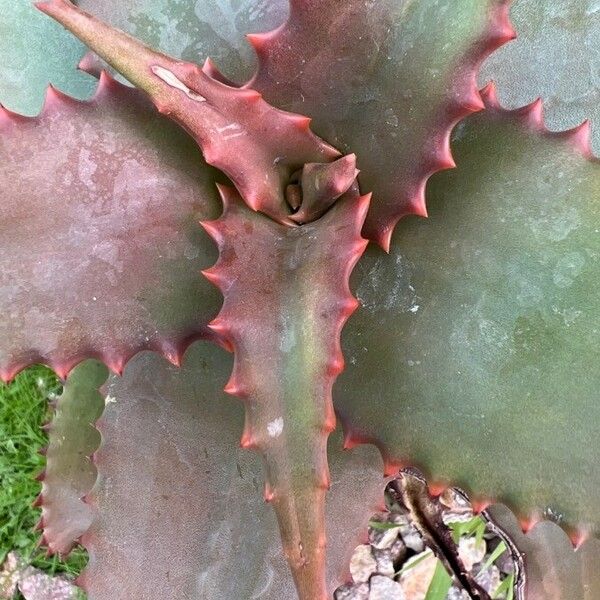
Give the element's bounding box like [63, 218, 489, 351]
[335, 89, 600, 531]
[481, 0, 600, 154]
[37, 360, 107, 556]
[485, 504, 600, 599]
[0, 73, 222, 380]
[78, 0, 288, 84]
[248, 0, 515, 248]
[0, 0, 95, 115]
[200, 187, 369, 598]
[36, 0, 340, 224]
[80, 342, 384, 600]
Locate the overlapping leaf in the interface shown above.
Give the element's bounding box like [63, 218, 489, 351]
[79, 342, 384, 600]
[485, 504, 600, 599]
[248, 0, 515, 247]
[482, 0, 600, 154]
[0, 73, 221, 380]
[335, 89, 600, 531]
[36, 360, 107, 556]
[199, 187, 369, 597]
[0, 0, 94, 114]
[78, 0, 288, 84]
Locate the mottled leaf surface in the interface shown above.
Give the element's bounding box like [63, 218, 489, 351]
[36, 0, 340, 224]
[0, 74, 221, 380]
[81, 342, 383, 600]
[249, 0, 514, 247]
[78, 0, 288, 84]
[0, 0, 95, 115]
[485, 504, 600, 600]
[201, 187, 368, 598]
[38, 360, 107, 556]
[482, 0, 600, 154]
[336, 91, 600, 531]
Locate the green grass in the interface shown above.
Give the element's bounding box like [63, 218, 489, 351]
[0, 366, 88, 590]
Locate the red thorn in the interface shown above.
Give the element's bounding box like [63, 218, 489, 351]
[479, 81, 500, 108]
[199, 220, 222, 243]
[33, 517, 45, 532]
[38, 446, 48, 456]
[32, 494, 44, 508]
[246, 33, 270, 53]
[342, 431, 358, 450]
[207, 320, 229, 336]
[462, 86, 486, 113]
[327, 355, 344, 376]
[41, 422, 52, 432]
[236, 88, 262, 102]
[566, 120, 593, 156]
[239, 429, 256, 449]
[287, 113, 312, 131]
[201, 268, 222, 286]
[35, 469, 46, 482]
[524, 98, 544, 128]
[223, 377, 245, 397]
[264, 484, 275, 502]
[410, 191, 428, 219]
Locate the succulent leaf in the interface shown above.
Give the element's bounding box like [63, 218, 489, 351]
[0, 0, 94, 114]
[78, 342, 383, 599]
[482, 0, 600, 155]
[485, 503, 600, 599]
[248, 0, 515, 248]
[200, 186, 369, 598]
[36, 360, 107, 556]
[336, 89, 600, 531]
[78, 0, 288, 85]
[36, 0, 340, 224]
[0, 73, 221, 380]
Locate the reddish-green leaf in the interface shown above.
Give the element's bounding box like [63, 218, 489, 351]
[36, 0, 340, 224]
[0, 0, 94, 115]
[78, 342, 383, 599]
[482, 0, 600, 155]
[336, 89, 600, 531]
[485, 504, 600, 600]
[248, 0, 515, 247]
[0, 74, 221, 380]
[77, 0, 287, 84]
[36, 360, 107, 556]
[199, 186, 369, 598]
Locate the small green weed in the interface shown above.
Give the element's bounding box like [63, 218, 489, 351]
[0, 366, 88, 590]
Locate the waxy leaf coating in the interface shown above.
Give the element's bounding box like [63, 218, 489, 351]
[0, 0, 94, 114]
[248, 0, 515, 247]
[201, 186, 369, 598]
[78, 343, 383, 600]
[37, 360, 107, 556]
[482, 0, 600, 155]
[485, 504, 600, 599]
[336, 89, 600, 531]
[0, 74, 221, 380]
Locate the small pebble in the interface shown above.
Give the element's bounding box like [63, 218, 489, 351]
[369, 523, 401, 549]
[389, 538, 408, 565]
[369, 575, 406, 600]
[458, 537, 486, 572]
[349, 545, 378, 583]
[440, 488, 473, 525]
[334, 582, 370, 600]
[372, 548, 395, 577]
[475, 565, 501, 595]
[446, 587, 469, 600]
[398, 551, 437, 600]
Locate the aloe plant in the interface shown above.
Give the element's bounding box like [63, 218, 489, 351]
[1, 0, 599, 598]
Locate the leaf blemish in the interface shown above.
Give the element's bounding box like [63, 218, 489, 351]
[150, 65, 206, 102]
